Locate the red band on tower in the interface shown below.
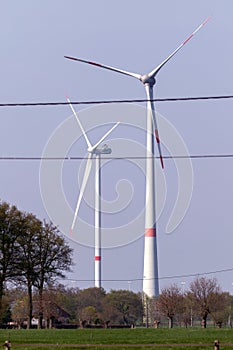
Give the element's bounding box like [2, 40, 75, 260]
[95, 256, 101, 261]
[145, 228, 156, 237]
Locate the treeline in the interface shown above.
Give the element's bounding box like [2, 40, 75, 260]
[148, 277, 232, 328]
[0, 201, 73, 328]
[6, 286, 143, 328]
[3, 277, 233, 329]
[0, 201, 232, 329]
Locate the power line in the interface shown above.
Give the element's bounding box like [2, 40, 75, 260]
[0, 94, 233, 107]
[0, 154, 233, 161]
[63, 267, 233, 283]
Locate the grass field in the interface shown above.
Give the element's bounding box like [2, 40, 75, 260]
[0, 327, 233, 350]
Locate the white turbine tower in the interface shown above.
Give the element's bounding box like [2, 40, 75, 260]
[67, 97, 119, 288]
[65, 17, 210, 297]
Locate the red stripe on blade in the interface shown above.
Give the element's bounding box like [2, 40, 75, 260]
[160, 155, 164, 169]
[95, 256, 101, 261]
[88, 61, 102, 67]
[202, 16, 211, 26]
[155, 129, 160, 144]
[183, 34, 193, 45]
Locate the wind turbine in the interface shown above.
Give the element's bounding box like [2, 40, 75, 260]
[67, 97, 119, 288]
[65, 17, 210, 297]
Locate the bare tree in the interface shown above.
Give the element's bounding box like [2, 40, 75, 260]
[156, 284, 184, 328]
[188, 277, 222, 328]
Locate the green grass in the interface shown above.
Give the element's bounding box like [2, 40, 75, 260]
[0, 327, 233, 349]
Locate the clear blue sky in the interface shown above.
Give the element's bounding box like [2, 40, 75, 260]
[0, 1, 233, 293]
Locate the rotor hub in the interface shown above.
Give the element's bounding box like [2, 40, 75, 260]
[140, 75, 156, 87]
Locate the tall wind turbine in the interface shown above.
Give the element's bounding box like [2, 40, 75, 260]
[65, 17, 210, 297]
[67, 97, 119, 288]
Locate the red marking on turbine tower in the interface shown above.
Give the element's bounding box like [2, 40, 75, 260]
[145, 228, 156, 237]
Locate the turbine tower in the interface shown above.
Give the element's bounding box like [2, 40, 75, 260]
[65, 18, 210, 297]
[67, 97, 119, 288]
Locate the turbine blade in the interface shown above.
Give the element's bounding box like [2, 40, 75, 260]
[91, 122, 120, 151]
[145, 85, 164, 169]
[64, 56, 141, 80]
[70, 154, 93, 233]
[148, 16, 211, 78]
[66, 96, 92, 149]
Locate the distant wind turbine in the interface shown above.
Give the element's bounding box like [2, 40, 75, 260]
[67, 97, 120, 288]
[65, 17, 211, 297]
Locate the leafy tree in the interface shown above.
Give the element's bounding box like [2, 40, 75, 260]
[46, 284, 80, 323]
[0, 202, 23, 322]
[16, 213, 42, 328]
[32, 221, 73, 328]
[76, 287, 106, 326]
[11, 290, 28, 328]
[179, 293, 193, 327]
[33, 286, 71, 329]
[16, 217, 73, 328]
[80, 306, 98, 325]
[227, 294, 233, 327]
[102, 290, 143, 325]
[188, 277, 222, 328]
[0, 293, 12, 326]
[209, 292, 230, 327]
[156, 284, 184, 328]
[5, 287, 28, 327]
[143, 295, 161, 328]
[76, 287, 106, 310]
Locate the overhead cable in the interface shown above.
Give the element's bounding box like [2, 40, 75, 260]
[0, 154, 233, 161]
[0, 94, 233, 107]
[63, 266, 233, 284]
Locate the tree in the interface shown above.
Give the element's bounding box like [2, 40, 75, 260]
[102, 290, 143, 326]
[16, 213, 42, 328]
[208, 292, 230, 328]
[6, 287, 28, 327]
[11, 292, 28, 328]
[227, 294, 233, 327]
[76, 287, 106, 327]
[180, 293, 193, 327]
[188, 277, 222, 328]
[0, 202, 23, 323]
[79, 306, 98, 326]
[156, 284, 184, 328]
[17, 218, 73, 328]
[46, 284, 80, 323]
[33, 286, 71, 329]
[32, 221, 73, 328]
[143, 295, 162, 328]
